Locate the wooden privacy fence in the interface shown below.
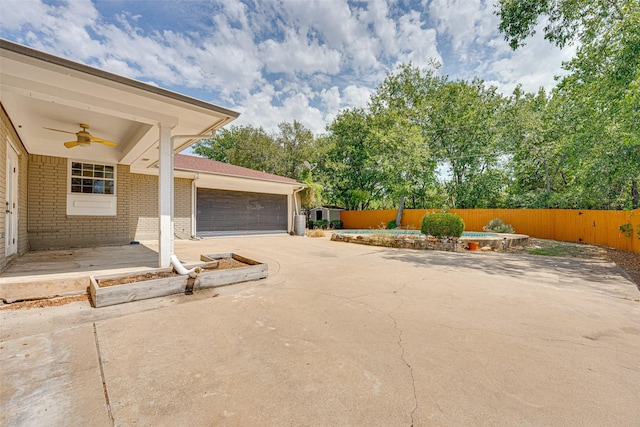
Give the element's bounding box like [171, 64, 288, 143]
[340, 208, 640, 254]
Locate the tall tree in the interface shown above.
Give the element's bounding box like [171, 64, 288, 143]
[429, 79, 507, 208]
[497, 0, 640, 208]
[193, 121, 323, 182]
[323, 109, 383, 210]
[368, 64, 440, 212]
[274, 120, 317, 180]
[192, 125, 278, 174]
[366, 64, 509, 209]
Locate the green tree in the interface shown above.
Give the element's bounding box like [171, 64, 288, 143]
[365, 64, 509, 209]
[429, 79, 508, 208]
[323, 108, 383, 210]
[497, 0, 640, 208]
[368, 64, 440, 213]
[192, 125, 278, 174]
[193, 121, 324, 182]
[274, 120, 317, 180]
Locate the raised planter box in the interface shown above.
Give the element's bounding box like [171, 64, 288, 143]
[89, 253, 267, 308]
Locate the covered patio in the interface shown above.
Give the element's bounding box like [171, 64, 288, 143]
[0, 243, 160, 303]
[0, 39, 239, 273]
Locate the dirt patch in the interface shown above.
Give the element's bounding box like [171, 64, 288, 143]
[217, 257, 248, 269]
[1, 294, 89, 310]
[507, 238, 640, 287]
[97, 257, 248, 287]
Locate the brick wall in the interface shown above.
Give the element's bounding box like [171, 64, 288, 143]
[27, 155, 132, 249]
[129, 174, 192, 240]
[0, 106, 29, 270]
[175, 178, 192, 238]
[27, 155, 194, 248]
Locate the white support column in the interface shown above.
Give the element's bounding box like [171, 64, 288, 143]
[158, 123, 174, 267]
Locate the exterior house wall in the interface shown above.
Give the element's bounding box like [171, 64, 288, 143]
[27, 155, 194, 247]
[129, 174, 192, 240]
[27, 155, 132, 249]
[0, 106, 29, 271]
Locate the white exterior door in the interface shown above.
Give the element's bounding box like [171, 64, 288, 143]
[5, 147, 18, 256]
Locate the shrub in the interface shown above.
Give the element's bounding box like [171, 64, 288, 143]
[386, 220, 397, 229]
[484, 218, 515, 234]
[308, 220, 328, 229]
[315, 219, 329, 229]
[421, 213, 465, 238]
[306, 228, 326, 237]
[330, 220, 343, 229]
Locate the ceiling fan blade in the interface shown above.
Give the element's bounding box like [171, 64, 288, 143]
[44, 127, 77, 135]
[91, 136, 118, 146]
[64, 141, 80, 148]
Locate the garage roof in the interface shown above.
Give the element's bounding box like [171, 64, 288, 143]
[174, 154, 301, 185]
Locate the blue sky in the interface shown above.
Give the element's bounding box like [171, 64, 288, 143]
[0, 0, 574, 135]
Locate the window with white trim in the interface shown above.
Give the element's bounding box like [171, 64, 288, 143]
[67, 161, 117, 216]
[70, 162, 115, 194]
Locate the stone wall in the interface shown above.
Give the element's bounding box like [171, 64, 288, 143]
[331, 232, 464, 252]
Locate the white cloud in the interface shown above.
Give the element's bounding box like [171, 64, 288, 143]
[484, 26, 576, 94]
[428, 0, 497, 61]
[427, 0, 573, 93]
[342, 85, 373, 108]
[259, 28, 342, 75]
[394, 11, 441, 69]
[0, 0, 577, 139]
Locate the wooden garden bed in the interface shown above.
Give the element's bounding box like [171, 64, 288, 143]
[89, 253, 267, 308]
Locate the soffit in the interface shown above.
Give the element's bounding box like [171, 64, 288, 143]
[0, 40, 239, 168]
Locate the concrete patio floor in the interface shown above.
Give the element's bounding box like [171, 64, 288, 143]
[0, 244, 160, 303]
[1, 235, 639, 426]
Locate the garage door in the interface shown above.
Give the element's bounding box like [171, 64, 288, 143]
[196, 188, 288, 235]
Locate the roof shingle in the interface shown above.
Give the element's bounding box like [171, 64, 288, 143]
[174, 154, 300, 184]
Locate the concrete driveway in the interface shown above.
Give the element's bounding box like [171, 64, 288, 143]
[1, 235, 639, 426]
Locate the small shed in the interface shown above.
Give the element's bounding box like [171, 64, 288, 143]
[309, 206, 344, 222]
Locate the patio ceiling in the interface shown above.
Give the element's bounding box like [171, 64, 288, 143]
[0, 40, 239, 170]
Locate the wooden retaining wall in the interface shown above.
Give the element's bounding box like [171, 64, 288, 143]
[340, 208, 640, 254]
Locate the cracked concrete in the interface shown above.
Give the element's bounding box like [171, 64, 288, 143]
[1, 234, 639, 426]
[388, 310, 419, 426]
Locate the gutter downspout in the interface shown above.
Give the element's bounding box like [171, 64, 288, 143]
[292, 186, 306, 235]
[293, 185, 306, 215]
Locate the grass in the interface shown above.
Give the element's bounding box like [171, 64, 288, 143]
[507, 237, 640, 287]
[527, 247, 566, 256]
[510, 238, 607, 258]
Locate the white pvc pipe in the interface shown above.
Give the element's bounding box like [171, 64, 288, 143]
[170, 255, 200, 278]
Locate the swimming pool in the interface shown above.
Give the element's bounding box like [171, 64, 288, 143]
[336, 229, 499, 238]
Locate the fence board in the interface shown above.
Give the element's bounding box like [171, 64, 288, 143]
[340, 208, 639, 253]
